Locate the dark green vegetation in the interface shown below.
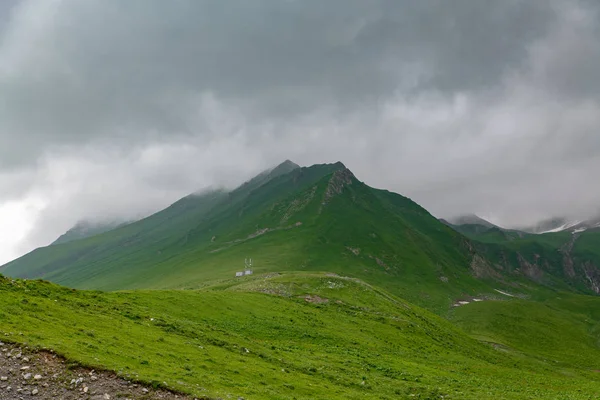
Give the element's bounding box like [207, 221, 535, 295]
[2, 161, 600, 399]
[1, 273, 599, 399]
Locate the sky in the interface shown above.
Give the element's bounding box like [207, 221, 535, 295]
[1, 0, 600, 264]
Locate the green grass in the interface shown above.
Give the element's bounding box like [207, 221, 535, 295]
[1, 273, 599, 399]
[450, 293, 600, 371]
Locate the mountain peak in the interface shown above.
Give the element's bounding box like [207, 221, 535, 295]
[271, 160, 300, 174]
[448, 214, 497, 228]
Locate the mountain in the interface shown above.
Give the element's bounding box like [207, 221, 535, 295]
[442, 215, 529, 244]
[446, 214, 497, 228]
[51, 219, 129, 245]
[3, 160, 600, 310]
[521, 217, 582, 234]
[1, 161, 489, 311]
[569, 217, 600, 233]
[439, 211, 600, 295]
[519, 216, 600, 234]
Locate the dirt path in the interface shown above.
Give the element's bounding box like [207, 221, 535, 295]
[0, 341, 196, 400]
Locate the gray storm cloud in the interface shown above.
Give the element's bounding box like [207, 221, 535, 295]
[1, 0, 600, 262]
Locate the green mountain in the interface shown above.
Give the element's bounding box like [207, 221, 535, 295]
[1, 161, 485, 311]
[444, 217, 600, 295]
[441, 215, 530, 243]
[3, 160, 600, 310]
[446, 214, 498, 228]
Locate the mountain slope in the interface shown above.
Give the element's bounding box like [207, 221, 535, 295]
[520, 216, 600, 234]
[447, 214, 498, 228]
[442, 213, 600, 294]
[51, 219, 132, 245]
[4, 161, 600, 311]
[0, 161, 300, 280]
[459, 226, 600, 295]
[442, 215, 529, 244]
[1, 162, 488, 311]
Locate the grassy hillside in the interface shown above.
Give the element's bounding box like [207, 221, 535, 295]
[451, 292, 600, 371]
[1, 273, 599, 400]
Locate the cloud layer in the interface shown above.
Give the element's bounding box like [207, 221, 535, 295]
[1, 0, 600, 262]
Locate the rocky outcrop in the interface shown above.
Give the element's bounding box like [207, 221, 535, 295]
[516, 253, 544, 281]
[470, 254, 502, 279]
[582, 262, 600, 294]
[323, 169, 355, 203]
[560, 234, 579, 278]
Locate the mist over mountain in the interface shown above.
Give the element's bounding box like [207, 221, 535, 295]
[3, 0, 600, 263]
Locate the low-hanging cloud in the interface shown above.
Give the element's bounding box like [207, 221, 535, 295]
[1, 0, 600, 263]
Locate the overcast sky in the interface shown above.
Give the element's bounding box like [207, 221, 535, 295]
[1, 0, 600, 263]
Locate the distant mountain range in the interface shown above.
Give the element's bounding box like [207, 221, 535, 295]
[520, 216, 600, 234]
[446, 213, 600, 235]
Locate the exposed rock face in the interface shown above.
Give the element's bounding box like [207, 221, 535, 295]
[560, 234, 579, 278]
[470, 254, 502, 279]
[516, 253, 544, 281]
[323, 169, 355, 202]
[460, 229, 600, 296]
[582, 262, 600, 294]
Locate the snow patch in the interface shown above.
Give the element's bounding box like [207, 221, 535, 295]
[539, 220, 581, 234]
[572, 228, 587, 234]
[452, 300, 471, 307]
[494, 289, 515, 297]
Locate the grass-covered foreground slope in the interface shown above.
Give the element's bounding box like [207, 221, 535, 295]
[1, 273, 599, 400]
[2, 162, 491, 312]
[451, 292, 600, 371]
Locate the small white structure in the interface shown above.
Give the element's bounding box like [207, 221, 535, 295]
[235, 258, 254, 277]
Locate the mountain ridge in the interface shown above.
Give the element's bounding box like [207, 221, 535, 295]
[2, 160, 600, 310]
[51, 219, 130, 245]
